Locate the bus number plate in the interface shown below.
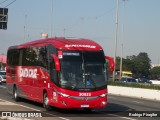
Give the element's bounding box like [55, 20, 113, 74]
[81, 104, 89, 108]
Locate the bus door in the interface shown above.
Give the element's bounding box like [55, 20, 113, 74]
[30, 46, 51, 101]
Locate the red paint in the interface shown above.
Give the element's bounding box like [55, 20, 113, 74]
[51, 54, 60, 71]
[18, 37, 103, 51]
[6, 37, 113, 109]
[105, 56, 115, 72]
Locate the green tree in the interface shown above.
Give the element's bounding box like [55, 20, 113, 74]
[122, 58, 133, 71]
[115, 52, 151, 78]
[150, 66, 160, 79]
[115, 57, 120, 70]
[130, 52, 151, 78]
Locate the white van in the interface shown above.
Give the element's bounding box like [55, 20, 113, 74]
[0, 71, 6, 84]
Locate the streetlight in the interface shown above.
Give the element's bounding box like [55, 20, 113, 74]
[113, 0, 119, 81]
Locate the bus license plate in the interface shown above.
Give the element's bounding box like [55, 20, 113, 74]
[81, 104, 89, 108]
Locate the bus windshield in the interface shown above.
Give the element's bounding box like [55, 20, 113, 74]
[59, 51, 106, 91]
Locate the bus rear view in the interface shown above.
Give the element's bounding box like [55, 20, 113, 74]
[6, 37, 114, 111]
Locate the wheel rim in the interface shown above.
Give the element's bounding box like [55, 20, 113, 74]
[44, 94, 48, 107]
[14, 89, 17, 99]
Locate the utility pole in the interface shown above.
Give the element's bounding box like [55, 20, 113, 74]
[120, 0, 126, 79]
[113, 0, 119, 81]
[50, 0, 53, 38]
[24, 14, 27, 42]
[63, 28, 66, 37]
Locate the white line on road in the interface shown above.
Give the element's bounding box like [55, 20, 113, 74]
[97, 110, 138, 120]
[132, 101, 143, 104]
[59, 117, 70, 120]
[0, 85, 6, 89]
[108, 114, 137, 120]
[0, 98, 70, 120]
[0, 85, 138, 120]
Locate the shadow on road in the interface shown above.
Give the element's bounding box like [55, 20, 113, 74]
[13, 97, 135, 117]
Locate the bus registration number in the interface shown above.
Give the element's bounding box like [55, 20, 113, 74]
[81, 104, 89, 108]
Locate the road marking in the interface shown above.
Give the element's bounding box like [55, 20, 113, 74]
[0, 85, 138, 120]
[59, 117, 70, 120]
[96, 110, 138, 120]
[0, 85, 6, 89]
[0, 85, 69, 120]
[0, 101, 17, 105]
[1, 117, 33, 120]
[108, 114, 137, 120]
[0, 98, 70, 120]
[133, 101, 143, 104]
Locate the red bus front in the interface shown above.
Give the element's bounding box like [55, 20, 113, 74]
[46, 50, 108, 109]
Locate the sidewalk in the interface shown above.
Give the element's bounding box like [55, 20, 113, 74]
[108, 85, 160, 101]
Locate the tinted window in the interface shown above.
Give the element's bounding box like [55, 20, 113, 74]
[127, 78, 136, 82]
[21, 46, 49, 69]
[83, 51, 105, 63]
[0, 72, 6, 75]
[120, 78, 126, 82]
[7, 49, 20, 66]
[47, 44, 57, 55]
[22, 48, 37, 66]
[58, 51, 107, 91]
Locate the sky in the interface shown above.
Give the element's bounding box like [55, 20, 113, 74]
[0, 0, 160, 64]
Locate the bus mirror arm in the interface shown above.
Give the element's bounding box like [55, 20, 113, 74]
[105, 56, 114, 73]
[51, 54, 60, 71]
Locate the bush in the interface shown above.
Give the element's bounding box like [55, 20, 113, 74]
[108, 81, 160, 90]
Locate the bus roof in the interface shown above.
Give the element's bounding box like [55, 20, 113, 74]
[9, 37, 103, 51]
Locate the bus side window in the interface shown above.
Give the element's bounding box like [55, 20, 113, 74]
[39, 46, 49, 70]
[7, 49, 20, 66]
[7, 49, 20, 78]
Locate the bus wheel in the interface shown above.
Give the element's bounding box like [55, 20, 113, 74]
[13, 86, 19, 102]
[43, 92, 51, 111]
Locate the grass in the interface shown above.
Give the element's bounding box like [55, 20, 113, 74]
[108, 81, 160, 90]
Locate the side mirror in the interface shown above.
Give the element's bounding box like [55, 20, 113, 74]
[51, 54, 60, 71]
[105, 56, 114, 73]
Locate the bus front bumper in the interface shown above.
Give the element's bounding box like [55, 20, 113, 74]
[49, 95, 107, 109]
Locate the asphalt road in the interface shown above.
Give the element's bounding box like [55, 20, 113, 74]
[0, 83, 160, 120]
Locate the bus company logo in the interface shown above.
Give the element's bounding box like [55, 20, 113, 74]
[65, 44, 96, 49]
[19, 68, 37, 79]
[83, 97, 88, 101]
[79, 93, 91, 97]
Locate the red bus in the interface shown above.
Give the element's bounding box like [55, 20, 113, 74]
[6, 37, 114, 111]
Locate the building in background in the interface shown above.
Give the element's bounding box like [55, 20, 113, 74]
[0, 54, 6, 70]
[151, 64, 160, 68]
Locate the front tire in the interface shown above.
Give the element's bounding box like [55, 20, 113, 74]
[43, 92, 51, 111]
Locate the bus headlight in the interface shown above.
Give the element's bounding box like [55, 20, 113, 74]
[54, 89, 70, 98]
[58, 92, 70, 98]
[99, 93, 107, 97]
[101, 101, 107, 106]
